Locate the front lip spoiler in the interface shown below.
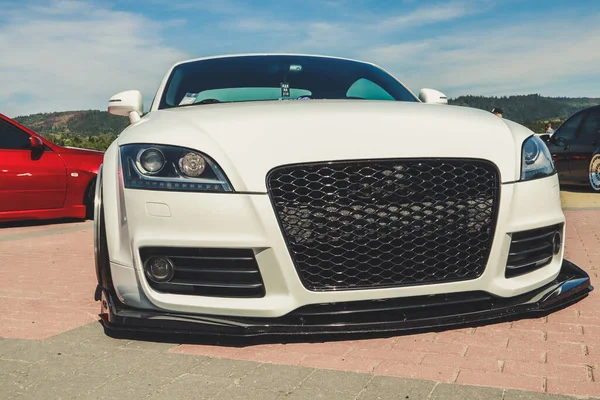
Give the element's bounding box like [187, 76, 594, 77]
[99, 259, 593, 340]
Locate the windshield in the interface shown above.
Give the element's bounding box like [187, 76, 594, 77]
[158, 55, 418, 109]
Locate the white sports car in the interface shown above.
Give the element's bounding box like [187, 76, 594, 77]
[95, 53, 592, 337]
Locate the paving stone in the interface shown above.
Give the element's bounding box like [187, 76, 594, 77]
[75, 349, 150, 379]
[300, 368, 373, 394]
[189, 357, 259, 380]
[218, 385, 284, 400]
[6, 361, 73, 391]
[131, 352, 207, 379]
[0, 339, 33, 358]
[357, 375, 435, 400]
[430, 382, 504, 399]
[503, 389, 582, 400]
[146, 373, 232, 399]
[237, 363, 314, 392]
[0, 359, 35, 375]
[118, 338, 179, 353]
[43, 322, 108, 345]
[81, 371, 173, 399]
[11, 370, 108, 399]
[23, 352, 98, 375]
[0, 340, 50, 363]
[0, 362, 40, 399]
[280, 387, 352, 399]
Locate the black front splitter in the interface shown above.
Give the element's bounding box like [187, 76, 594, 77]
[99, 259, 592, 340]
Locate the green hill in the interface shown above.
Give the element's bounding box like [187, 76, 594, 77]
[13, 110, 128, 151]
[11, 94, 600, 151]
[449, 94, 600, 132]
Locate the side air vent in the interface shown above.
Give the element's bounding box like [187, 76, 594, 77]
[506, 224, 563, 278]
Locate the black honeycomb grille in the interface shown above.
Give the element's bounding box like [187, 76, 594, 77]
[267, 159, 500, 291]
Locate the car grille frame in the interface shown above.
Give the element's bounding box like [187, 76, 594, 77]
[266, 158, 501, 292]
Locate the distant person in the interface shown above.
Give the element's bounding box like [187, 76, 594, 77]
[545, 122, 555, 134]
[492, 108, 503, 118]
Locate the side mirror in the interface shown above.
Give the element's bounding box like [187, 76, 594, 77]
[538, 134, 551, 142]
[418, 88, 448, 104]
[108, 90, 143, 124]
[29, 136, 43, 149]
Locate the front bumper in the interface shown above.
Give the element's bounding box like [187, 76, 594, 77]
[99, 259, 592, 338]
[103, 171, 568, 318]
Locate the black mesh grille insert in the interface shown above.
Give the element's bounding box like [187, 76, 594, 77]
[267, 159, 500, 291]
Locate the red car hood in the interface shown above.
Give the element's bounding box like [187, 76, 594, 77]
[55, 145, 104, 174]
[59, 146, 104, 156]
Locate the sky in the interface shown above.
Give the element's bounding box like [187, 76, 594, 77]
[1, 0, 599, 117]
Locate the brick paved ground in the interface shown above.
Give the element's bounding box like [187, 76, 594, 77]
[0, 323, 585, 399]
[168, 210, 600, 398]
[0, 322, 588, 400]
[1, 204, 599, 398]
[0, 221, 97, 339]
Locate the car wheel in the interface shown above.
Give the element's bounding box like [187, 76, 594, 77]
[85, 178, 96, 220]
[590, 154, 600, 192]
[94, 168, 112, 298]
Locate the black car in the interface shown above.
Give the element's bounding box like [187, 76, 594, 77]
[540, 105, 600, 191]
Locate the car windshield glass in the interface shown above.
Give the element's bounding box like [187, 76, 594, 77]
[158, 55, 418, 109]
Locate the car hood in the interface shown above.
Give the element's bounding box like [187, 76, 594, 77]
[117, 100, 532, 192]
[56, 145, 104, 174]
[59, 146, 104, 156]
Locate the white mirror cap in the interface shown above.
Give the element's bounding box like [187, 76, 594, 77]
[108, 90, 143, 117]
[419, 88, 448, 104]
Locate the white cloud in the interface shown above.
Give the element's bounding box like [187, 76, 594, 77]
[0, 0, 188, 117]
[360, 12, 600, 97]
[2, 0, 598, 118]
[232, 18, 291, 32]
[377, 0, 487, 31]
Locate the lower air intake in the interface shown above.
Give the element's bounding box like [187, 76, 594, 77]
[139, 247, 265, 298]
[506, 224, 563, 278]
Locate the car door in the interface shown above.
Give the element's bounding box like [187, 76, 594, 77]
[546, 110, 587, 183]
[0, 118, 68, 213]
[568, 108, 600, 184]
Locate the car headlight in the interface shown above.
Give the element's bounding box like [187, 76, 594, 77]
[521, 135, 555, 181]
[120, 144, 233, 192]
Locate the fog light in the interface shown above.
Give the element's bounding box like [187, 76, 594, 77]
[552, 232, 562, 255]
[144, 257, 174, 283]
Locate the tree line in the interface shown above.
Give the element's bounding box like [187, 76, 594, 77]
[13, 94, 600, 151]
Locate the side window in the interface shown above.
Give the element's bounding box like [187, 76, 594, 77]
[577, 109, 600, 143]
[0, 119, 31, 150]
[554, 112, 586, 141]
[346, 78, 395, 100]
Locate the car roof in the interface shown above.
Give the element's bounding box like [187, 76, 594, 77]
[171, 53, 381, 69]
[572, 104, 600, 116]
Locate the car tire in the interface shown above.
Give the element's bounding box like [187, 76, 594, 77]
[590, 154, 600, 192]
[94, 167, 113, 297]
[85, 178, 96, 220]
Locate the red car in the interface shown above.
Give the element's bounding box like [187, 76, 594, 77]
[0, 113, 104, 223]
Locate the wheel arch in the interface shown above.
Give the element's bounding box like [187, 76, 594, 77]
[589, 149, 600, 192]
[94, 164, 114, 300]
